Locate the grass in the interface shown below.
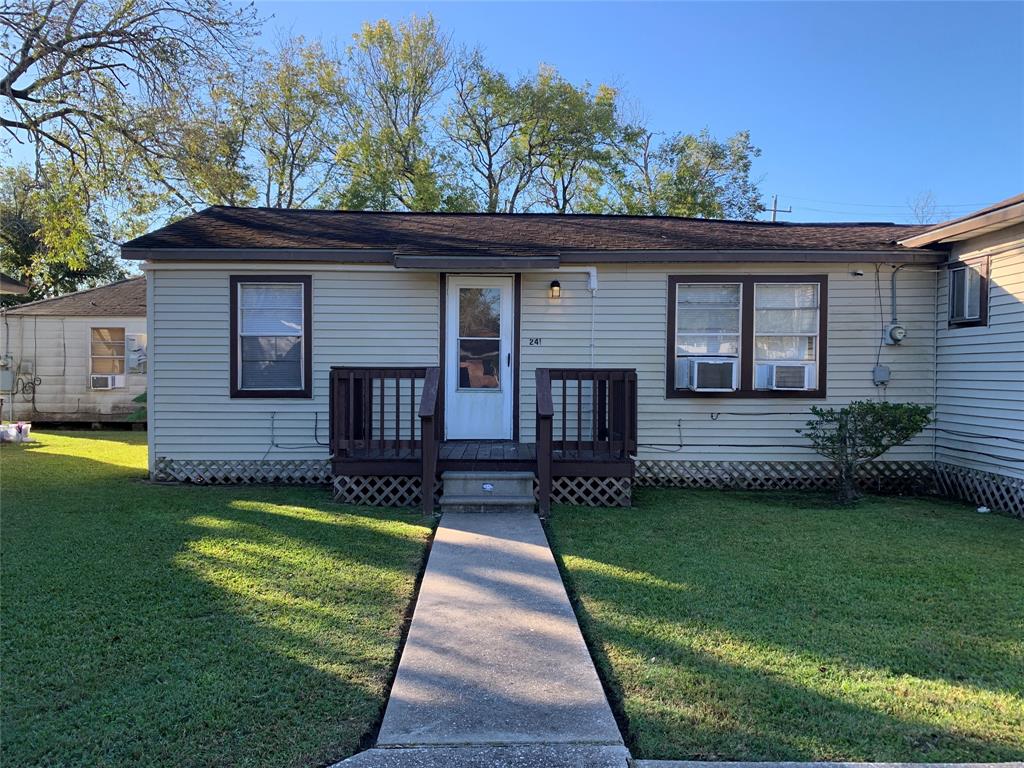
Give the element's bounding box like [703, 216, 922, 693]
[1, 431, 433, 768]
[548, 488, 1024, 763]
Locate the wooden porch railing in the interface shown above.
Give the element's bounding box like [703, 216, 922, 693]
[329, 366, 440, 513]
[419, 368, 440, 515]
[535, 367, 638, 515]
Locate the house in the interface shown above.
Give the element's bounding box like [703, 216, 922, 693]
[898, 194, 1024, 516]
[1, 272, 29, 295]
[0, 277, 148, 423]
[123, 201, 1023, 516]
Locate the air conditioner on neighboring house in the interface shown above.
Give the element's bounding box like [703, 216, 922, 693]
[688, 358, 739, 392]
[91, 375, 125, 390]
[756, 363, 815, 391]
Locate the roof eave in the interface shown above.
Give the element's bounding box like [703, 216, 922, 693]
[125, 246, 944, 265]
[898, 201, 1024, 248]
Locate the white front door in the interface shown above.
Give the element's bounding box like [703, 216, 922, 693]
[445, 275, 514, 440]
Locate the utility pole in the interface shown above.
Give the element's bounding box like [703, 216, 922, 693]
[768, 194, 792, 223]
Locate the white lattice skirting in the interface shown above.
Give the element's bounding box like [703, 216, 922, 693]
[331, 475, 632, 508]
[155, 456, 1022, 517]
[550, 476, 632, 507]
[634, 459, 935, 495]
[332, 475, 443, 508]
[935, 463, 1024, 519]
[153, 457, 330, 484]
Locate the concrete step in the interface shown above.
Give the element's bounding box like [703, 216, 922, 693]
[334, 744, 630, 767]
[439, 471, 536, 513]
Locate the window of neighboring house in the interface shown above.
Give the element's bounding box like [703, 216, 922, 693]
[667, 275, 827, 398]
[948, 259, 988, 327]
[230, 275, 312, 398]
[90, 327, 125, 388]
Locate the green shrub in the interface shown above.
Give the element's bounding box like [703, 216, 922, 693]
[800, 400, 932, 504]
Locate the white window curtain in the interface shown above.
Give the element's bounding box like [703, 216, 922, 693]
[239, 283, 303, 390]
[754, 283, 819, 362]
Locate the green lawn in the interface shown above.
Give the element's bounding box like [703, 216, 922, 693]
[1, 431, 433, 768]
[549, 488, 1024, 763]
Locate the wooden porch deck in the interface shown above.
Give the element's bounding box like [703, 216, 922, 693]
[329, 366, 637, 513]
[332, 439, 633, 477]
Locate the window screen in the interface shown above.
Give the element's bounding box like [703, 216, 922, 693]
[238, 283, 304, 390]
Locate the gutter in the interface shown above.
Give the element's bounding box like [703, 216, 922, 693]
[125, 246, 945, 265]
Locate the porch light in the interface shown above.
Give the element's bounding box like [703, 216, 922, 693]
[549, 280, 561, 299]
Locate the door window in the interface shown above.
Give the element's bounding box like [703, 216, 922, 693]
[458, 287, 501, 389]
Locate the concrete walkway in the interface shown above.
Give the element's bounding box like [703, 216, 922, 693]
[338, 511, 628, 767]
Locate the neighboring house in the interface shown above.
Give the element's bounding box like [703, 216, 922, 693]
[123, 201, 1022, 516]
[1, 272, 29, 295]
[899, 194, 1024, 516]
[0, 277, 147, 423]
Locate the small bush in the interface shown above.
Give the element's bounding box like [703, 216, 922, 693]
[800, 400, 932, 504]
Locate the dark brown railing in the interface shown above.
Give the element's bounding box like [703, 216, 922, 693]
[418, 368, 440, 515]
[535, 367, 637, 515]
[330, 366, 440, 513]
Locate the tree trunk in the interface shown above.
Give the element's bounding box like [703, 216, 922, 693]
[835, 458, 862, 505]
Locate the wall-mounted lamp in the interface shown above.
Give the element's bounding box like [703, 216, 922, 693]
[549, 280, 561, 299]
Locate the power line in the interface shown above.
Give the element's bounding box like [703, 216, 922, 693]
[781, 195, 987, 210]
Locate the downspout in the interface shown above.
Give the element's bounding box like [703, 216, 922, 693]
[143, 262, 156, 479]
[890, 264, 906, 324]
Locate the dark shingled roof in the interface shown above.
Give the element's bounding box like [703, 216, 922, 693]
[123, 206, 931, 255]
[0, 272, 29, 294]
[3, 277, 146, 316]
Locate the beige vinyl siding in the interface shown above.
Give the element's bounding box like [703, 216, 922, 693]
[0, 315, 147, 422]
[149, 260, 938, 465]
[935, 223, 1024, 478]
[149, 266, 439, 461]
[520, 262, 937, 461]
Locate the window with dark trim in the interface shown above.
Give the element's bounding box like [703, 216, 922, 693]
[666, 274, 828, 398]
[948, 257, 988, 328]
[230, 275, 312, 398]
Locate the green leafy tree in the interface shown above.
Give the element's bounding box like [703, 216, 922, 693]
[442, 53, 532, 213]
[529, 73, 619, 214]
[585, 126, 763, 219]
[166, 73, 257, 209]
[334, 15, 452, 211]
[445, 60, 619, 213]
[1, 0, 259, 200]
[241, 37, 351, 208]
[800, 401, 933, 505]
[0, 166, 128, 305]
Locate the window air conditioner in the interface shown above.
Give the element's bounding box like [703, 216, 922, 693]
[689, 358, 738, 392]
[766, 363, 814, 391]
[91, 375, 114, 390]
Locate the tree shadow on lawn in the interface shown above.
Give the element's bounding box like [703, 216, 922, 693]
[550, 488, 1024, 762]
[2, 447, 433, 768]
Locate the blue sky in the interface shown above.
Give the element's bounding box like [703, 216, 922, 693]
[258, 0, 1023, 223]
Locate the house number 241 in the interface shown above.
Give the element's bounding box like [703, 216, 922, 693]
[528, 338, 542, 346]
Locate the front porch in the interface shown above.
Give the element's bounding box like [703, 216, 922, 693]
[328, 366, 638, 514]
